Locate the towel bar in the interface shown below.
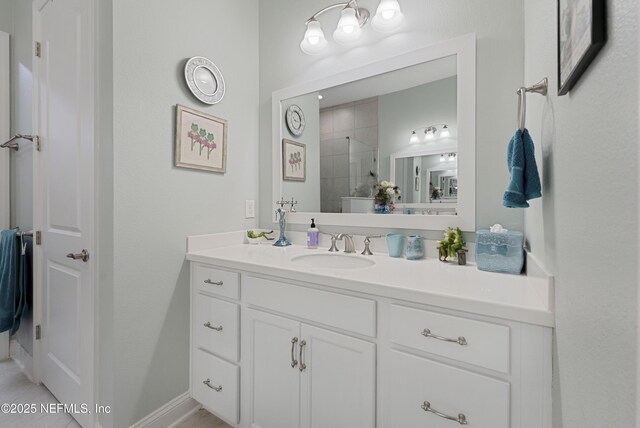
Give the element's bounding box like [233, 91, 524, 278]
[517, 78, 548, 132]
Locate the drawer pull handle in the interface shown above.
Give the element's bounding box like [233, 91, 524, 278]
[421, 401, 468, 425]
[299, 340, 307, 372]
[290, 337, 299, 368]
[204, 322, 223, 331]
[203, 379, 222, 392]
[421, 328, 467, 346]
[204, 279, 224, 286]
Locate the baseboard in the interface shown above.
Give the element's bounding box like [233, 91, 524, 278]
[130, 392, 201, 428]
[9, 339, 34, 381]
[0, 331, 9, 360]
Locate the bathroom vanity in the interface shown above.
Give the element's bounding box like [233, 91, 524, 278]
[186, 232, 553, 428]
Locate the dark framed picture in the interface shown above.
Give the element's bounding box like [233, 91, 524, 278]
[557, 0, 607, 95]
[282, 139, 306, 182]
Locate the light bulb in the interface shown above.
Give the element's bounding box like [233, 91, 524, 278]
[300, 20, 328, 55]
[424, 127, 435, 141]
[440, 125, 450, 138]
[449, 153, 455, 161]
[318, 94, 323, 100]
[410, 131, 419, 143]
[333, 7, 362, 45]
[371, 0, 405, 33]
[440, 154, 445, 162]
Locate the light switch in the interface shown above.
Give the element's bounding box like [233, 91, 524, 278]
[245, 200, 255, 218]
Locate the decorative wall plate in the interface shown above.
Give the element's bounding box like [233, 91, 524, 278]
[184, 56, 225, 104]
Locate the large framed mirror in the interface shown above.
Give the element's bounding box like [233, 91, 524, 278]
[272, 34, 475, 231]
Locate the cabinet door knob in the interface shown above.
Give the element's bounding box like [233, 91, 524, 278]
[204, 279, 223, 286]
[204, 322, 223, 331]
[203, 379, 222, 392]
[421, 328, 467, 346]
[421, 401, 468, 425]
[299, 340, 307, 372]
[290, 337, 298, 368]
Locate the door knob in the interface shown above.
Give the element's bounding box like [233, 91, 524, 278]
[66, 249, 90, 262]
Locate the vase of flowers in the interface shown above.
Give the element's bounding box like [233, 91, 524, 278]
[373, 181, 401, 214]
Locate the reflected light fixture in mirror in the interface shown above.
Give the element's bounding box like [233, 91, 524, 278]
[300, 0, 404, 55]
[408, 124, 451, 143]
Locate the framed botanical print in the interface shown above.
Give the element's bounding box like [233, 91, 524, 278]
[557, 0, 606, 95]
[175, 104, 227, 173]
[282, 139, 306, 182]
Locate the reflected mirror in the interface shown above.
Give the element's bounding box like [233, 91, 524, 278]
[272, 35, 475, 230]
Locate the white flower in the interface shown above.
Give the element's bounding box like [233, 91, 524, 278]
[380, 180, 389, 187]
[388, 182, 396, 188]
[386, 187, 395, 196]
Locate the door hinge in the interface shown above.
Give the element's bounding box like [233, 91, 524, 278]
[35, 42, 41, 58]
[35, 325, 41, 340]
[35, 231, 41, 245]
[34, 136, 41, 152]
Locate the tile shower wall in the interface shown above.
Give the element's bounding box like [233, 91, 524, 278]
[320, 98, 378, 212]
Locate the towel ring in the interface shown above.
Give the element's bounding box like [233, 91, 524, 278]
[516, 78, 548, 133]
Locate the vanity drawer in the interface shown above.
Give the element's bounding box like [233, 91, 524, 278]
[244, 276, 376, 337]
[389, 350, 510, 428]
[193, 264, 240, 300]
[390, 304, 510, 373]
[195, 294, 240, 362]
[192, 349, 239, 424]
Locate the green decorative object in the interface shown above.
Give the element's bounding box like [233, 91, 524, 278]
[437, 227, 466, 261]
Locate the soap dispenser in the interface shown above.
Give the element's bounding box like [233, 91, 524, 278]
[307, 218, 319, 249]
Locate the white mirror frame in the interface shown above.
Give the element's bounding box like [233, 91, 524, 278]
[272, 33, 476, 231]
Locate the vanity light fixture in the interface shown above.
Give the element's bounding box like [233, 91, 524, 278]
[440, 154, 445, 162]
[300, 0, 404, 55]
[408, 123, 452, 143]
[448, 153, 456, 161]
[318, 94, 324, 100]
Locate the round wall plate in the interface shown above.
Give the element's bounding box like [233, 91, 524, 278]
[184, 56, 225, 105]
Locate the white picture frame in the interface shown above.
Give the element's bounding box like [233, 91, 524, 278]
[175, 105, 227, 173]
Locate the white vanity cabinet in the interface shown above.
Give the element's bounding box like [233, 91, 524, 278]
[189, 257, 552, 428]
[244, 309, 376, 428]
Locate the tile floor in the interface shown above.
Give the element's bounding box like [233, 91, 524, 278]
[0, 358, 81, 428]
[0, 358, 230, 428]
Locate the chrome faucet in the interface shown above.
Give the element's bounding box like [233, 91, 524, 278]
[361, 235, 382, 255]
[336, 233, 356, 253]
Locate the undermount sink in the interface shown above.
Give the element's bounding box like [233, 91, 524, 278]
[290, 253, 376, 269]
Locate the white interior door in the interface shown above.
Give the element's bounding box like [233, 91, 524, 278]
[35, 0, 94, 426]
[0, 30, 10, 360]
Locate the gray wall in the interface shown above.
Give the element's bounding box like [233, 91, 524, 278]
[523, 0, 638, 426]
[281, 92, 320, 212]
[109, 0, 259, 426]
[258, 0, 525, 237]
[0, 0, 34, 356]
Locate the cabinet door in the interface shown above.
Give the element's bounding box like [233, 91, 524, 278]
[300, 324, 376, 428]
[246, 309, 300, 428]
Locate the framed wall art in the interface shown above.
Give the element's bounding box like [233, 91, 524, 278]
[175, 105, 227, 173]
[282, 139, 306, 182]
[557, 0, 606, 95]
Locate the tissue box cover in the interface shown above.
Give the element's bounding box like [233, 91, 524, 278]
[475, 230, 524, 274]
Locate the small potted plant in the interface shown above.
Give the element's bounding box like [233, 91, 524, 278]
[373, 180, 401, 214]
[437, 227, 467, 263]
[246, 230, 274, 244]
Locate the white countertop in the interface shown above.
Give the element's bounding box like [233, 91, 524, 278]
[186, 232, 554, 327]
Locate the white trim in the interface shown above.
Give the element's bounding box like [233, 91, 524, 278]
[0, 30, 10, 361]
[9, 339, 34, 381]
[129, 392, 201, 428]
[271, 33, 476, 231]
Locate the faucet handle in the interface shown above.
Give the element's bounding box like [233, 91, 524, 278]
[362, 235, 382, 255]
[321, 232, 340, 252]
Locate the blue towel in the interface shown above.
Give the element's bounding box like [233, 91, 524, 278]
[502, 128, 542, 208]
[0, 230, 19, 334]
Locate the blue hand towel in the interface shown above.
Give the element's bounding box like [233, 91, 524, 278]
[0, 230, 19, 334]
[502, 128, 542, 208]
